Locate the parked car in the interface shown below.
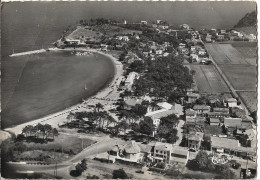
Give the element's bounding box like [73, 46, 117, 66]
[135, 170, 144, 174]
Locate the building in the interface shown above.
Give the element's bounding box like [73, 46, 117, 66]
[223, 117, 243, 135]
[151, 142, 189, 165]
[190, 54, 199, 62]
[157, 102, 173, 110]
[187, 132, 204, 151]
[180, 24, 190, 30]
[216, 34, 225, 41]
[209, 118, 220, 126]
[211, 136, 239, 154]
[145, 109, 177, 136]
[185, 108, 197, 121]
[108, 141, 142, 163]
[193, 105, 210, 115]
[141, 21, 148, 25]
[65, 38, 81, 45]
[198, 49, 206, 56]
[125, 72, 139, 91]
[187, 92, 200, 103]
[226, 98, 238, 107]
[213, 108, 229, 113]
[207, 112, 230, 118]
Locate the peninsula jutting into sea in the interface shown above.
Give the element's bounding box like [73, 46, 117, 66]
[1, 2, 257, 179]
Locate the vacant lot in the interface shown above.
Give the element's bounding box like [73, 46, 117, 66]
[218, 64, 257, 91]
[205, 44, 248, 65]
[237, 91, 257, 112]
[67, 27, 103, 43]
[188, 65, 229, 93]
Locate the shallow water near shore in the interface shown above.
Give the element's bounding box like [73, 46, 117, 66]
[2, 51, 115, 128]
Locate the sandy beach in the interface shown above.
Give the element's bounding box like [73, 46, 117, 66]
[4, 48, 124, 136]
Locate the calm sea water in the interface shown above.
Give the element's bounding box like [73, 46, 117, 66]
[1, 2, 256, 128]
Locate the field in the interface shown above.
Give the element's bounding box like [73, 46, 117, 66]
[237, 91, 257, 112]
[67, 27, 103, 43]
[218, 64, 257, 91]
[188, 65, 229, 93]
[205, 42, 257, 113]
[24, 133, 95, 154]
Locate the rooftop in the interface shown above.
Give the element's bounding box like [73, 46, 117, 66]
[213, 108, 229, 113]
[124, 97, 142, 106]
[145, 109, 176, 120]
[154, 142, 172, 151]
[188, 132, 204, 141]
[224, 117, 242, 128]
[211, 136, 239, 149]
[185, 109, 196, 116]
[193, 105, 210, 110]
[210, 118, 220, 123]
[157, 102, 173, 110]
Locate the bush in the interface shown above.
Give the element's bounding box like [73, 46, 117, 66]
[70, 169, 82, 177]
[112, 169, 128, 179]
[182, 173, 206, 179]
[86, 175, 100, 179]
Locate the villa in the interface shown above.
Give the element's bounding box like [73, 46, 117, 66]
[187, 131, 204, 151]
[193, 105, 210, 115]
[108, 141, 142, 163]
[151, 142, 189, 165]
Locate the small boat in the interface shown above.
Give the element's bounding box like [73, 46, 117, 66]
[84, 84, 87, 90]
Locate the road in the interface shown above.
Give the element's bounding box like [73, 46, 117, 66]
[5, 135, 125, 179]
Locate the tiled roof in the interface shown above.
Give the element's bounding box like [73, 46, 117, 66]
[213, 108, 229, 113]
[188, 132, 204, 141]
[171, 146, 189, 156]
[123, 141, 141, 154]
[185, 109, 196, 116]
[157, 102, 173, 110]
[193, 105, 210, 110]
[154, 142, 172, 151]
[224, 118, 242, 128]
[124, 98, 142, 106]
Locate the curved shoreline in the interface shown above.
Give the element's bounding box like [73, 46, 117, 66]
[4, 48, 124, 136]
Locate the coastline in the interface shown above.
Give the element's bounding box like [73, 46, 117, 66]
[4, 48, 124, 136]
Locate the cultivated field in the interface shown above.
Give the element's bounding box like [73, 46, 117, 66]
[205, 44, 248, 65]
[231, 42, 257, 66]
[188, 65, 230, 93]
[237, 91, 257, 112]
[218, 64, 257, 91]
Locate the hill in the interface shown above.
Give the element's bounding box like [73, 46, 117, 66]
[234, 11, 257, 28]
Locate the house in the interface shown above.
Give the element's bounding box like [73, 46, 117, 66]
[223, 117, 243, 135]
[226, 98, 238, 108]
[108, 141, 142, 163]
[185, 108, 197, 121]
[141, 21, 148, 25]
[157, 102, 173, 110]
[180, 24, 190, 30]
[198, 49, 206, 56]
[213, 108, 229, 113]
[190, 54, 199, 62]
[186, 116, 205, 128]
[163, 52, 170, 57]
[207, 112, 230, 118]
[187, 132, 204, 151]
[220, 29, 226, 34]
[100, 44, 108, 51]
[151, 142, 189, 165]
[65, 38, 81, 45]
[155, 49, 163, 55]
[187, 92, 200, 103]
[211, 136, 240, 154]
[211, 136, 256, 157]
[122, 36, 129, 41]
[209, 118, 220, 126]
[216, 34, 225, 41]
[179, 47, 189, 55]
[123, 97, 142, 110]
[193, 105, 210, 115]
[248, 34, 256, 42]
[125, 72, 139, 91]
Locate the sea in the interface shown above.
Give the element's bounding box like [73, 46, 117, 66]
[1, 1, 256, 128]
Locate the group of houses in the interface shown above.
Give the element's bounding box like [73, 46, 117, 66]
[184, 90, 256, 159]
[202, 28, 256, 42]
[107, 140, 189, 166]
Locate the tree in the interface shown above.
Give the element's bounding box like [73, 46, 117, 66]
[118, 120, 128, 134]
[195, 151, 210, 170]
[95, 103, 104, 112]
[166, 129, 179, 144]
[131, 123, 140, 133]
[131, 104, 147, 117]
[112, 169, 128, 179]
[139, 119, 154, 137]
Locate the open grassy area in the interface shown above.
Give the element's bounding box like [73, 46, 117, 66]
[237, 91, 257, 112]
[218, 64, 257, 91]
[67, 27, 103, 43]
[204, 123, 224, 136]
[24, 133, 95, 154]
[188, 65, 229, 93]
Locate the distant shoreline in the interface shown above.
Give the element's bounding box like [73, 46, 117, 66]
[4, 47, 123, 136]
